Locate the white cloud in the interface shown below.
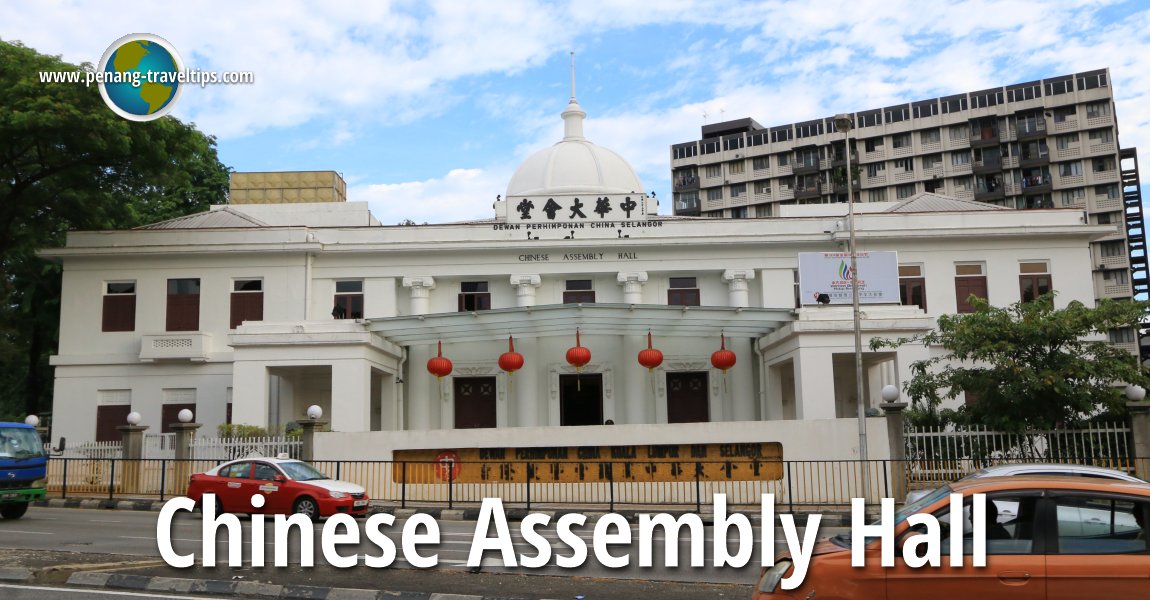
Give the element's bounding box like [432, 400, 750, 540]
[7, 0, 1150, 202]
[351, 167, 513, 225]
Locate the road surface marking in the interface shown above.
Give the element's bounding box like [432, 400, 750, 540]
[0, 530, 53, 535]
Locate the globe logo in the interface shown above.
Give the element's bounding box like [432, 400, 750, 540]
[97, 33, 183, 122]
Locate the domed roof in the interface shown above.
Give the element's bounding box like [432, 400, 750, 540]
[506, 98, 644, 197]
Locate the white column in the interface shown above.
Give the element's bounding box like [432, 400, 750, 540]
[406, 343, 434, 430]
[509, 274, 542, 307]
[723, 269, 756, 308]
[231, 362, 269, 427]
[730, 337, 756, 421]
[331, 360, 372, 432]
[401, 276, 436, 315]
[794, 347, 837, 420]
[616, 271, 648, 304]
[622, 334, 648, 424]
[513, 337, 540, 426]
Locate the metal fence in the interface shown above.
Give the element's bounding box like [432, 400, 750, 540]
[905, 423, 1134, 490]
[190, 436, 302, 461]
[44, 457, 1150, 511]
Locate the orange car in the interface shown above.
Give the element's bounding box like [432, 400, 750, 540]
[756, 476, 1150, 599]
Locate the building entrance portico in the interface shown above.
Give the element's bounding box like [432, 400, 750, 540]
[761, 305, 933, 422]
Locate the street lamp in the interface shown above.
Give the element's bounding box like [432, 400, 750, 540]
[834, 113, 868, 469]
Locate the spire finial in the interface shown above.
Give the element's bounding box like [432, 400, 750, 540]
[569, 51, 576, 102]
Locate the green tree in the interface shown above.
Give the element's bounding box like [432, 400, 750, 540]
[872, 293, 1149, 432]
[0, 40, 230, 419]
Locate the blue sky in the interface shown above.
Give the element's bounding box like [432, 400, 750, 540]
[6, 0, 1150, 224]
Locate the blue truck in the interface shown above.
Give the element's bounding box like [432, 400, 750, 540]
[0, 421, 55, 519]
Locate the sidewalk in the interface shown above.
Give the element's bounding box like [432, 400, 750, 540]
[32, 496, 859, 526]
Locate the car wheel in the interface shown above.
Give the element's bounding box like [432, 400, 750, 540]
[1, 503, 29, 519]
[293, 496, 319, 520]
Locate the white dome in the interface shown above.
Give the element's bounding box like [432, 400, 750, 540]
[506, 99, 644, 197]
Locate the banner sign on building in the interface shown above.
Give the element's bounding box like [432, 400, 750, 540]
[798, 251, 899, 305]
[393, 442, 783, 484]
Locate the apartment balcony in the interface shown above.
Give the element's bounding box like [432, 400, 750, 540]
[1097, 279, 1132, 299]
[943, 136, 969, 151]
[1002, 156, 1020, 169]
[1097, 254, 1130, 270]
[969, 128, 1001, 147]
[794, 182, 823, 200]
[1020, 153, 1051, 168]
[920, 141, 942, 153]
[1021, 178, 1052, 195]
[1055, 146, 1081, 160]
[1093, 169, 1120, 184]
[975, 188, 1005, 202]
[776, 187, 795, 201]
[921, 165, 944, 178]
[139, 332, 212, 362]
[673, 176, 700, 191]
[1111, 340, 1138, 356]
[1052, 118, 1079, 133]
[1087, 113, 1114, 128]
[949, 163, 973, 175]
[864, 149, 887, 161]
[1090, 194, 1123, 213]
[673, 196, 701, 216]
[973, 158, 1003, 174]
[1016, 122, 1048, 140]
[1087, 141, 1116, 156]
[792, 160, 820, 175]
[1055, 173, 1085, 187]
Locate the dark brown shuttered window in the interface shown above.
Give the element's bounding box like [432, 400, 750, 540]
[102, 282, 136, 332]
[230, 279, 264, 329]
[166, 278, 200, 331]
[668, 277, 700, 306]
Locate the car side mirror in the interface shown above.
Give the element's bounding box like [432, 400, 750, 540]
[274, 474, 286, 482]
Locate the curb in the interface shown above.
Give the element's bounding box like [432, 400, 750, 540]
[33, 498, 853, 525]
[66, 571, 568, 600]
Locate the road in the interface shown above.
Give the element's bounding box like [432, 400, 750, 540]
[0, 506, 846, 586]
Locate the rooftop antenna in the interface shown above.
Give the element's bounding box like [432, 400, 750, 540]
[720, 109, 726, 121]
[702, 110, 709, 124]
[569, 51, 576, 102]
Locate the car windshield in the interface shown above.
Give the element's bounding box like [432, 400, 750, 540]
[831, 486, 953, 548]
[0, 427, 46, 460]
[279, 461, 328, 481]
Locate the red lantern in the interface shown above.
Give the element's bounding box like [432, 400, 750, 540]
[426, 340, 453, 379]
[711, 333, 736, 373]
[566, 329, 592, 372]
[498, 335, 525, 375]
[637, 331, 664, 372]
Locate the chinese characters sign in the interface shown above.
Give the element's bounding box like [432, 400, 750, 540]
[512, 195, 647, 223]
[797, 251, 900, 305]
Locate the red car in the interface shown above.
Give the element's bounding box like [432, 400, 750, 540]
[187, 457, 369, 519]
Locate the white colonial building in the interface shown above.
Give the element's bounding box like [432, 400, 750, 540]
[42, 94, 1114, 463]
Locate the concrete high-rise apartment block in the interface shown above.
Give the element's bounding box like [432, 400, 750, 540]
[670, 69, 1146, 320]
